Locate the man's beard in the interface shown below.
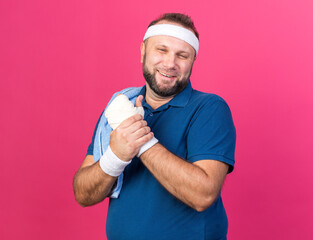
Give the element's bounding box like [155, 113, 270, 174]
[142, 57, 191, 98]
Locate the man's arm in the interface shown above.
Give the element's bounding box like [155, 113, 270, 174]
[140, 143, 229, 212]
[73, 113, 154, 207]
[73, 155, 117, 207]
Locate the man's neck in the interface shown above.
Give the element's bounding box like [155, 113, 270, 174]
[144, 85, 175, 110]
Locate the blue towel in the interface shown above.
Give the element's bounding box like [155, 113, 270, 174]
[93, 87, 143, 198]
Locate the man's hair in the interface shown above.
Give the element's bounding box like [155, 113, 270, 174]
[148, 13, 199, 40]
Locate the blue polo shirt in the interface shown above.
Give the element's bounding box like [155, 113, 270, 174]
[87, 81, 236, 240]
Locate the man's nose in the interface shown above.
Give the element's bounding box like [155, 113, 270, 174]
[163, 53, 176, 69]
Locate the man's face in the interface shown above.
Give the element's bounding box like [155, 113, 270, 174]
[141, 23, 196, 98]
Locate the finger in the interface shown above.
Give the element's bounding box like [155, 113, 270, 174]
[117, 124, 150, 147]
[134, 132, 154, 147]
[132, 126, 151, 139]
[135, 95, 143, 107]
[125, 120, 148, 134]
[119, 114, 143, 128]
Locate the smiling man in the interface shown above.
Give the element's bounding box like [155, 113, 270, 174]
[73, 13, 236, 240]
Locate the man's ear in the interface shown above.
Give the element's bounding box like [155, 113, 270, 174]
[140, 42, 145, 63]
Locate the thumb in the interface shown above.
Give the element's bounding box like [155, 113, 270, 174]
[135, 95, 143, 107]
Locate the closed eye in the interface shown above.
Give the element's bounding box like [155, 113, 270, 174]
[157, 48, 167, 53]
[178, 54, 188, 59]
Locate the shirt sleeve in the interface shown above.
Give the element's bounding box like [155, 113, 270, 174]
[86, 111, 104, 156]
[186, 99, 236, 173]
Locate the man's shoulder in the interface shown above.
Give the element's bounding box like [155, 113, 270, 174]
[189, 89, 228, 107]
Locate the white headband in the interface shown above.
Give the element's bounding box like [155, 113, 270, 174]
[143, 24, 199, 54]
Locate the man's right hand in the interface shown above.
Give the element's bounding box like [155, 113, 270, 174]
[109, 113, 154, 161]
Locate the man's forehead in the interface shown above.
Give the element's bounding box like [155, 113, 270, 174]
[146, 35, 195, 53]
[143, 21, 199, 54]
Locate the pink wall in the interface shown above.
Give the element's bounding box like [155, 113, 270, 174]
[1, 0, 312, 239]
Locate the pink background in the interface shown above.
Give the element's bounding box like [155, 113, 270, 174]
[1, 0, 312, 239]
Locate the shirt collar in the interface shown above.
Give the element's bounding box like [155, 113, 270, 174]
[167, 81, 192, 108]
[139, 80, 193, 110]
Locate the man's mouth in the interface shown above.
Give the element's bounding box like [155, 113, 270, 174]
[158, 70, 176, 78]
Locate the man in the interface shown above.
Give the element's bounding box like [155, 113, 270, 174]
[73, 13, 236, 240]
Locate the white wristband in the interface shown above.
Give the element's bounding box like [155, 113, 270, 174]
[137, 137, 159, 157]
[99, 146, 131, 177]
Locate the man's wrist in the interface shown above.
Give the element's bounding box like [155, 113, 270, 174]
[137, 137, 159, 157]
[99, 146, 132, 177]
